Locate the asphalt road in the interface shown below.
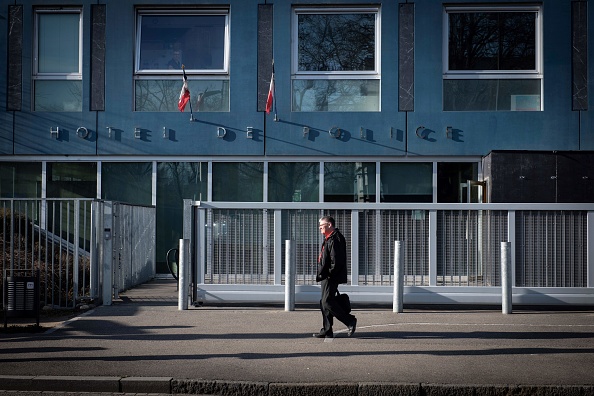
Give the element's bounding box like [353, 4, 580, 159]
[1, 280, 593, 394]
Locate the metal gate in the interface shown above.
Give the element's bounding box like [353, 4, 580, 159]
[184, 201, 594, 306]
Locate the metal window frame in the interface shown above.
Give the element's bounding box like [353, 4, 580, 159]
[291, 6, 381, 80]
[32, 8, 83, 112]
[442, 5, 543, 78]
[33, 8, 83, 79]
[442, 4, 544, 112]
[134, 8, 230, 76]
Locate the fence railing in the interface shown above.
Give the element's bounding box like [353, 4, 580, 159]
[0, 199, 93, 308]
[1, 199, 156, 309]
[184, 201, 594, 306]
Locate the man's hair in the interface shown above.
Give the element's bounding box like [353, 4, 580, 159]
[319, 216, 335, 227]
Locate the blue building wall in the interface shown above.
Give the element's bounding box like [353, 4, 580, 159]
[1, 0, 591, 158]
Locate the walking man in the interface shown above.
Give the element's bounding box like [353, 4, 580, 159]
[313, 215, 357, 338]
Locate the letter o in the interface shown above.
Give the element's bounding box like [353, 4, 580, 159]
[77, 127, 90, 139]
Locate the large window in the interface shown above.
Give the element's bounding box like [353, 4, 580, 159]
[292, 7, 380, 112]
[443, 5, 542, 111]
[212, 163, 263, 202]
[0, 163, 41, 198]
[268, 162, 319, 202]
[325, 162, 376, 202]
[380, 163, 432, 203]
[47, 162, 97, 199]
[33, 9, 82, 112]
[101, 163, 152, 205]
[156, 162, 207, 273]
[135, 9, 230, 112]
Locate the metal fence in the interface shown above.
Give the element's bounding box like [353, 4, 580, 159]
[1, 199, 156, 308]
[0, 199, 93, 308]
[185, 202, 594, 306]
[112, 202, 156, 293]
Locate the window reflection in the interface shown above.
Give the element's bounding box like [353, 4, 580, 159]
[156, 162, 207, 274]
[298, 13, 376, 72]
[212, 163, 263, 202]
[444, 6, 541, 112]
[137, 14, 227, 72]
[135, 80, 229, 112]
[324, 162, 376, 202]
[293, 8, 380, 112]
[34, 81, 82, 112]
[448, 12, 536, 71]
[444, 79, 540, 111]
[269, 163, 319, 202]
[101, 163, 152, 205]
[0, 163, 41, 199]
[292, 79, 379, 112]
[47, 162, 97, 198]
[380, 163, 432, 203]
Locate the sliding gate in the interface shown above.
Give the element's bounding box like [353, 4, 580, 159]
[184, 201, 594, 306]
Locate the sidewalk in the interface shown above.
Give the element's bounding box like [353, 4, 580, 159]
[1, 279, 593, 395]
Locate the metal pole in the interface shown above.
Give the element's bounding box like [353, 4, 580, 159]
[393, 241, 404, 313]
[285, 240, 295, 311]
[501, 241, 512, 314]
[102, 201, 113, 306]
[179, 238, 190, 310]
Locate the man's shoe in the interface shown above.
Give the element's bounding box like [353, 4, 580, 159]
[347, 318, 357, 337]
[313, 329, 333, 338]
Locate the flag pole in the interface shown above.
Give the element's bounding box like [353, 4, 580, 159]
[273, 60, 278, 122]
[189, 100, 195, 122]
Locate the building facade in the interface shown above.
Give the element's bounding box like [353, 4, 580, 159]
[1, 1, 593, 303]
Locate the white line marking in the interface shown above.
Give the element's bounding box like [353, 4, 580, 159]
[44, 309, 95, 335]
[363, 322, 594, 330]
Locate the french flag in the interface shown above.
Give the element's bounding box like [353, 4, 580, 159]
[265, 62, 275, 114]
[178, 67, 191, 112]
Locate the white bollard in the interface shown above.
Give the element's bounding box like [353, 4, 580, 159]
[178, 238, 190, 310]
[501, 241, 512, 314]
[285, 240, 296, 311]
[393, 241, 404, 313]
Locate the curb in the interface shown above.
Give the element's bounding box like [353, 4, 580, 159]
[0, 376, 593, 395]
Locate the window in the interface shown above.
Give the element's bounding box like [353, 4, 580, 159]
[437, 162, 478, 203]
[212, 163, 263, 202]
[292, 7, 381, 112]
[0, 163, 41, 198]
[324, 162, 376, 202]
[380, 163, 432, 202]
[268, 162, 319, 202]
[33, 9, 82, 112]
[443, 5, 542, 111]
[101, 163, 152, 205]
[135, 9, 230, 112]
[47, 162, 97, 198]
[156, 162, 207, 274]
